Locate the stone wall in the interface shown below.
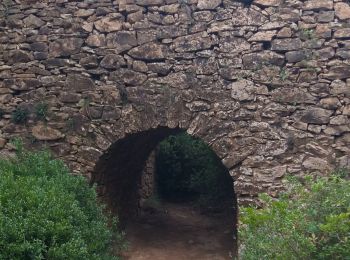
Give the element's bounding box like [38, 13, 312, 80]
[0, 0, 350, 206]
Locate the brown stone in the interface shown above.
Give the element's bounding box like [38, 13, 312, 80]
[172, 33, 214, 52]
[324, 65, 350, 80]
[334, 2, 350, 20]
[100, 55, 125, 69]
[299, 108, 333, 124]
[334, 29, 350, 39]
[94, 17, 123, 33]
[110, 69, 147, 86]
[32, 125, 64, 141]
[23, 14, 45, 28]
[243, 51, 285, 69]
[304, 0, 333, 11]
[49, 38, 84, 57]
[74, 9, 95, 17]
[66, 74, 95, 92]
[254, 0, 282, 7]
[197, 0, 222, 10]
[7, 50, 32, 64]
[106, 31, 137, 53]
[271, 38, 302, 51]
[248, 30, 276, 42]
[86, 34, 106, 47]
[129, 43, 166, 61]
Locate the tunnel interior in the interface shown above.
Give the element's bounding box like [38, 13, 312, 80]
[92, 127, 238, 257]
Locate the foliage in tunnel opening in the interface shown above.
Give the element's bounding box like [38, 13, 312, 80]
[239, 170, 350, 260]
[156, 133, 234, 209]
[0, 142, 125, 260]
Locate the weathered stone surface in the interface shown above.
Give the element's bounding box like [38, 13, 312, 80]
[299, 108, 333, 124]
[243, 51, 284, 69]
[248, 30, 276, 42]
[272, 88, 316, 104]
[271, 38, 302, 51]
[129, 43, 166, 61]
[66, 74, 95, 92]
[230, 80, 267, 101]
[254, 0, 282, 7]
[94, 17, 123, 32]
[7, 50, 32, 64]
[23, 14, 45, 28]
[110, 69, 147, 86]
[100, 54, 125, 69]
[32, 125, 64, 141]
[286, 50, 306, 63]
[334, 2, 350, 20]
[324, 65, 350, 80]
[304, 0, 333, 11]
[49, 38, 84, 57]
[106, 31, 137, 52]
[334, 29, 350, 39]
[86, 34, 106, 47]
[302, 157, 330, 171]
[197, 0, 222, 10]
[172, 33, 214, 52]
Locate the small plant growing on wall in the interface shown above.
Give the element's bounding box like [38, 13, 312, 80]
[35, 102, 49, 121]
[11, 107, 29, 124]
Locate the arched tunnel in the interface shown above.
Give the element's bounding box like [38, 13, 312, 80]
[91, 126, 238, 258]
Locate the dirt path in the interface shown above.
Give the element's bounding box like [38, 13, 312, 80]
[122, 203, 235, 260]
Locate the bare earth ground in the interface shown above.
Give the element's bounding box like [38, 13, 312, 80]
[121, 202, 235, 260]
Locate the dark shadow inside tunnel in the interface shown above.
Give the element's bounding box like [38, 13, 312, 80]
[91, 127, 238, 258]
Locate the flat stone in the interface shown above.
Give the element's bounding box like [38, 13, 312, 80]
[299, 107, 333, 124]
[334, 29, 350, 39]
[94, 17, 123, 32]
[230, 80, 267, 101]
[304, 0, 333, 11]
[23, 14, 45, 28]
[197, 0, 222, 10]
[32, 125, 64, 141]
[100, 54, 125, 69]
[334, 2, 350, 20]
[243, 51, 285, 69]
[49, 38, 84, 57]
[106, 31, 137, 53]
[324, 65, 350, 80]
[7, 50, 32, 64]
[74, 9, 95, 17]
[286, 50, 306, 63]
[254, 0, 282, 7]
[128, 43, 166, 61]
[248, 30, 276, 42]
[110, 69, 147, 86]
[86, 34, 106, 47]
[172, 33, 214, 52]
[271, 38, 302, 51]
[66, 74, 95, 92]
[302, 157, 330, 171]
[272, 88, 316, 104]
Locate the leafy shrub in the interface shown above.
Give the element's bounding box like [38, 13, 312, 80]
[35, 102, 49, 121]
[239, 171, 350, 260]
[11, 107, 29, 124]
[0, 143, 125, 259]
[156, 133, 233, 209]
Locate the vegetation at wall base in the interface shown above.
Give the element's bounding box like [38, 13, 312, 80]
[0, 142, 125, 259]
[239, 171, 350, 260]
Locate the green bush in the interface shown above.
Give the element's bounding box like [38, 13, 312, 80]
[11, 107, 29, 124]
[239, 171, 350, 260]
[156, 133, 233, 209]
[0, 144, 125, 260]
[35, 102, 49, 121]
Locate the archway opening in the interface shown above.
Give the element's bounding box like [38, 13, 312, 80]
[92, 127, 237, 259]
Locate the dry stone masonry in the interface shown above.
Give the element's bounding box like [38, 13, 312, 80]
[0, 0, 350, 207]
